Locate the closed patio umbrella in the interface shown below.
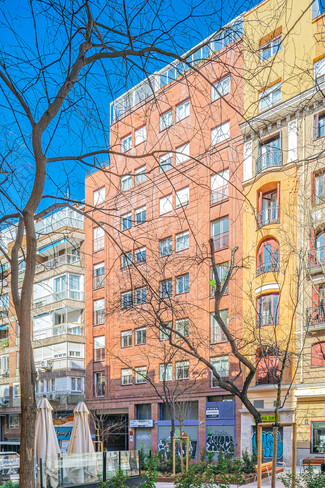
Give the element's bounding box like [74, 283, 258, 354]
[35, 397, 60, 487]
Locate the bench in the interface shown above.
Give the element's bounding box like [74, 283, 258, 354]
[254, 461, 286, 482]
[300, 457, 324, 470]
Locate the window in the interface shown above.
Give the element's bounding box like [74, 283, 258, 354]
[176, 143, 190, 165]
[160, 153, 173, 172]
[211, 217, 229, 250]
[160, 109, 173, 130]
[211, 169, 229, 204]
[93, 262, 104, 289]
[257, 188, 280, 227]
[135, 366, 147, 384]
[211, 356, 229, 386]
[160, 363, 173, 381]
[134, 247, 146, 263]
[311, 342, 325, 367]
[314, 58, 325, 84]
[121, 175, 132, 191]
[71, 377, 83, 392]
[135, 206, 146, 225]
[121, 368, 132, 385]
[211, 263, 229, 295]
[315, 113, 325, 140]
[314, 171, 325, 204]
[94, 187, 105, 205]
[0, 354, 9, 374]
[94, 371, 105, 397]
[257, 135, 282, 175]
[176, 274, 189, 294]
[176, 187, 189, 208]
[135, 125, 146, 145]
[135, 165, 146, 185]
[160, 322, 172, 340]
[13, 383, 20, 398]
[211, 121, 230, 146]
[257, 239, 279, 275]
[121, 291, 133, 309]
[260, 35, 282, 62]
[121, 330, 132, 347]
[135, 326, 146, 345]
[121, 134, 132, 152]
[135, 286, 147, 305]
[160, 195, 173, 215]
[257, 294, 279, 327]
[94, 298, 105, 325]
[210, 310, 228, 343]
[160, 237, 172, 256]
[176, 318, 189, 337]
[94, 336, 105, 362]
[93, 226, 104, 252]
[256, 348, 280, 384]
[121, 212, 132, 230]
[176, 361, 189, 380]
[212, 76, 230, 101]
[121, 251, 132, 268]
[8, 415, 19, 429]
[160, 279, 172, 298]
[69, 274, 81, 300]
[259, 82, 281, 112]
[176, 231, 189, 252]
[176, 99, 190, 121]
[311, 421, 325, 454]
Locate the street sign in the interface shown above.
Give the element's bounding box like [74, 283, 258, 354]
[206, 406, 220, 419]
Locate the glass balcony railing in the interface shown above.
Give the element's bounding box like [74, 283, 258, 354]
[256, 148, 282, 175]
[33, 323, 85, 341]
[33, 290, 84, 308]
[257, 205, 280, 229]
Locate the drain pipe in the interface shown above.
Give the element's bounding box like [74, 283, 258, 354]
[300, 108, 306, 384]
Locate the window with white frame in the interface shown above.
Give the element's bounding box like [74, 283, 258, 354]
[160, 109, 173, 130]
[211, 356, 229, 386]
[0, 354, 9, 375]
[160, 363, 173, 381]
[71, 377, 83, 392]
[176, 143, 190, 165]
[121, 134, 132, 152]
[176, 231, 189, 252]
[160, 153, 173, 172]
[94, 298, 105, 325]
[176, 274, 189, 294]
[121, 251, 132, 268]
[8, 415, 19, 429]
[176, 318, 189, 337]
[121, 330, 132, 347]
[121, 174, 132, 191]
[160, 322, 172, 340]
[211, 121, 230, 146]
[121, 212, 132, 230]
[259, 82, 281, 112]
[160, 195, 173, 215]
[210, 310, 228, 343]
[211, 263, 229, 294]
[93, 187, 105, 205]
[135, 366, 147, 384]
[121, 368, 132, 385]
[315, 58, 325, 84]
[160, 237, 172, 256]
[135, 206, 146, 225]
[160, 279, 172, 298]
[13, 383, 20, 398]
[211, 169, 229, 204]
[94, 335, 105, 362]
[176, 361, 189, 380]
[176, 187, 189, 208]
[135, 326, 146, 345]
[93, 262, 104, 290]
[134, 247, 146, 263]
[135, 286, 147, 305]
[260, 35, 282, 62]
[212, 76, 230, 101]
[135, 165, 146, 185]
[176, 99, 190, 121]
[93, 226, 104, 252]
[121, 291, 133, 309]
[135, 125, 146, 145]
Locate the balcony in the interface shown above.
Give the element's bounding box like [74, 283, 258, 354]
[35, 392, 84, 404]
[256, 261, 280, 276]
[256, 205, 280, 229]
[256, 148, 282, 175]
[212, 231, 229, 251]
[35, 357, 85, 371]
[35, 207, 84, 236]
[35, 254, 82, 274]
[33, 322, 85, 341]
[306, 307, 325, 331]
[33, 290, 84, 308]
[308, 247, 325, 273]
[211, 185, 229, 205]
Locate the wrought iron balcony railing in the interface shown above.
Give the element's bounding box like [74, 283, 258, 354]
[256, 148, 282, 175]
[257, 205, 280, 229]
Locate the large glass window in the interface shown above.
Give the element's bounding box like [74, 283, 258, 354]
[135, 165, 146, 185]
[176, 318, 189, 337]
[121, 175, 132, 191]
[135, 206, 146, 225]
[311, 342, 325, 367]
[160, 152, 173, 172]
[135, 286, 147, 305]
[311, 422, 325, 454]
[135, 327, 146, 345]
[176, 361, 189, 380]
[176, 187, 189, 208]
[175, 143, 190, 165]
[121, 368, 132, 385]
[257, 294, 279, 327]
[314, 58, 325, 84]
[135, 367, 147, 384]
[315, 113, 325, 139]
[93, 187, 105, 205]
[257, 188, 280, 227]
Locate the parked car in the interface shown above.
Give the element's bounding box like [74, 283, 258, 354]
[0, 451, 20, 482]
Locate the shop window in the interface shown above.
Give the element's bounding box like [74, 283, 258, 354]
[311, 342, 325, 367]
[256, 238, 280, 275]
[257, 186, 280, 228]
[256, 348, 280, 385]
[257, 294, 279, 327]
[257, 135, 282, 174]
[311, 421, 325, 454]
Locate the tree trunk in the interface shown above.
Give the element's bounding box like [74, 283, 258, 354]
[170, 417, 175, 461]
[271, 426, 278, 488]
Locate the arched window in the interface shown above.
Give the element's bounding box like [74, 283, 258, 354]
[257, 293, 279, 327]
[256, 347, 280, 385]
[257, 238, 280, 275]
[311, 342, 325, 367]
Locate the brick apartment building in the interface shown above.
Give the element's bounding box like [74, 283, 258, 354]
[85, 16, 245, 457]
